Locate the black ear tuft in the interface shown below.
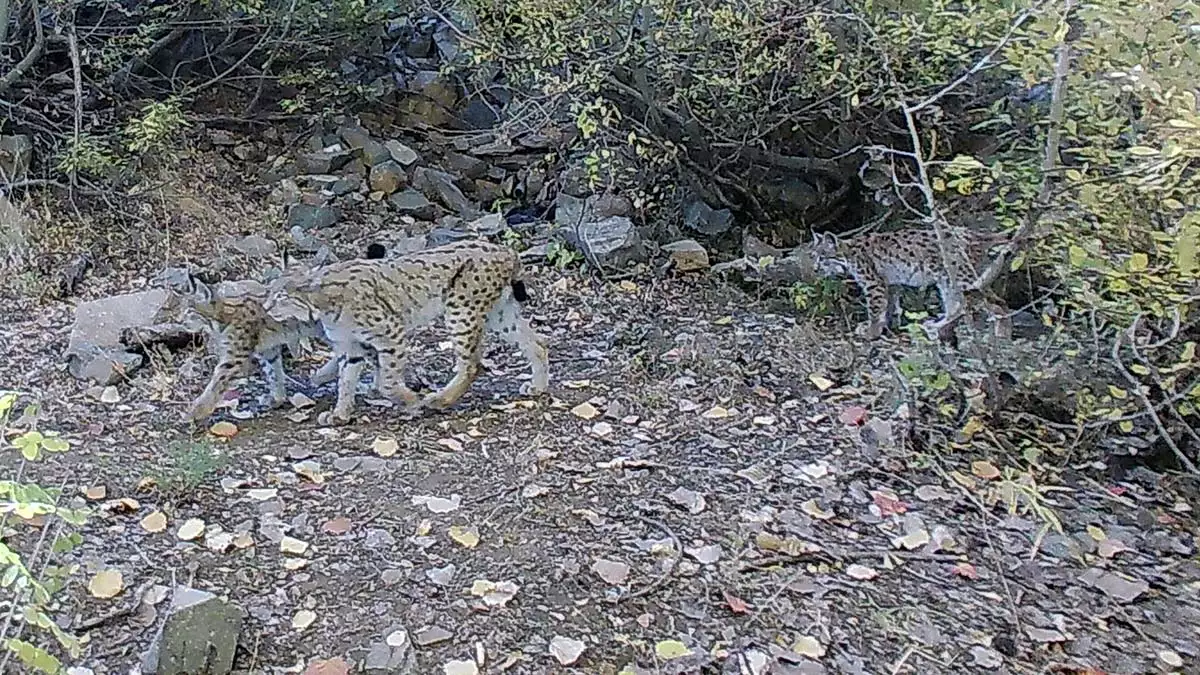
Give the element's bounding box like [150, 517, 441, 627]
[365, 243, 386, 259]
[511, 280, 529, 303]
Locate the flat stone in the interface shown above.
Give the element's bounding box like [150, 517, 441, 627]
[388, 189, 436, 220]
[384, 140, 420, 166]
[141, 586, 243, 675]
[412, 167, 478, 217]
[286, 203, 340, 230]
[568, 216, 646, 268]
[296, 147, 352, 174]
[66, 289, 171, 383]
[369, 161, 408, 194]
[413, 625, 453, 646]
[683, 195, 734, 235]
[662, 239, 710, 272]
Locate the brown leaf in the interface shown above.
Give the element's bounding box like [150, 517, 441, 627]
[871, 490, 908, 516]
[723, 590, 749, 614]
[951, 562, 979, 580]
[839, 405, 868, 426]
[302, 657, 351, 675]
[322, 517, 352, 535]
[971, 460, 1001, 480]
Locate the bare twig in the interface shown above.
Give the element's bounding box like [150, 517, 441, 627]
[614, 514, 681, 603]
[67, 18, 83, 189]
[0, 0, 44, 95]
[1112, 315, 1200, 475]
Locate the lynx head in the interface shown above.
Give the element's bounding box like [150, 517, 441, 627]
[808, 231, 852, 277]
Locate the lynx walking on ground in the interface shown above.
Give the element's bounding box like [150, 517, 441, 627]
[185, 240, 549, 424]
[807, 228, 1013, 340]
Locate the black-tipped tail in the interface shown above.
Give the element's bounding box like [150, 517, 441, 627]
[511, 280, 529, 303]
[365, 243, 386, 259]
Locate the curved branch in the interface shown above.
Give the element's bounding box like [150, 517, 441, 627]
[0, 0, 44, 95]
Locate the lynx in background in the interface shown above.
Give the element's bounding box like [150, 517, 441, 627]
[186, 240, 549, 424]
[807, 228, 1013, 340]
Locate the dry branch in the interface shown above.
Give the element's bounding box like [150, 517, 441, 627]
[0, 0, 44, 95]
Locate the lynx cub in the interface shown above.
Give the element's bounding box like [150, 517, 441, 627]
[186, 240, 550, 424]
[807, 228, 1012, 340]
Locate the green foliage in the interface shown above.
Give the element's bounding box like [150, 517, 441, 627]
[147, 439, 227, 496]
[0, 392, 85, 674]
[54, 134, 120, 178]
[545, 240, 583, 269]
[789, 279, 845, 317]
[124, 98, 190, 154]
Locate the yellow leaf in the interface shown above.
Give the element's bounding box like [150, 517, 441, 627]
[209, 421, 238, 438]
[971, 460, 1000, 480]
[140, 511, 168, 533]
[808, 374, 834, 391]
[1126, 145, 1159, 157]
[654, 640, 691, 660]
[176, 518, 206, 541]
[1119, 420, 1134, 433]
[1183, 342, 1197, 362]
[88, 569, 124, 599]
[448, 525, 480, 549]
[1108, 385, 1128, 400]
[1130, 363, 1150, 375]
[1068, 245, 1088, 268]
[1175, 216, 1199, 276]
[372, 436, 399, 457]
[792, 635, 826, 659]
[1086, 525, 1106, 541]
[1129, 252, 1148, 272]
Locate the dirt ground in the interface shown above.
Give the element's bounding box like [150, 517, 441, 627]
[2, 181, 1199, 675]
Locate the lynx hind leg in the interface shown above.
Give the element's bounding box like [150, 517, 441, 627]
[187, 325, 256, 422]
[309, 355, 340, 387]
[486, 290, 549, 395]
[328, 342, 371, 423]
[254, 345, 289, 409]
[423, 309, 486, 410]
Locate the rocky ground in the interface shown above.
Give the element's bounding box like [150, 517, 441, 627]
[1, 118, 1198, 675]
[3, 247, 1199, 675]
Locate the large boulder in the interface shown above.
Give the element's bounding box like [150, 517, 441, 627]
[565, 216, 646, 269]
[65, 289, 173, 385]
[141, 586, 244, 675]
[412, 167, 478, 217]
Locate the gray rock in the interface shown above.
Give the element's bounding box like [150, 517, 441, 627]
[662, 239, 710, 272]
[286, 203, 339, 230]
[363, 633, 416, 674]
[0, 134, 33, 181]
[67, 346, 144, 385]
[568, 216, 646, 268]
[413, 626, 453, 646]
[683, 195, 734, 235]
[443, 151, 487, 179]
[231, 143, 263, 162]
[427, 228, 472, 248]
[332, 174, 362, 196]
[464, 213, 505, 236]
[66, 289, 172, 383]
[388, 189, 437, 220]
[458, 95, 500, 130]
[554, 193, 632, 228]
[141, 586, 244, 675]
[339, 127, 390, 165]
[267, 178, 302, 206]
[296, 146, 353, 174]
[412, 167, 478, 217]
[369, 161, 408, 194]
[385, 140, 420, 166]
[230, 234, 277, 258]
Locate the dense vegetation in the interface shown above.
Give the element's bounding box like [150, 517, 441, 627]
[2, 0, 1198, 669]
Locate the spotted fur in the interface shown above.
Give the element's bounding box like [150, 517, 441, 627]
[807, 228, 1012, 340]
[186, 240, 549, 424]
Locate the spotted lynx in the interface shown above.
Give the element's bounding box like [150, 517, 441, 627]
[807, 228, 1013, 340]
[186, 240, 549, 424]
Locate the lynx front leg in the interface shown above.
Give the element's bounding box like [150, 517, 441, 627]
[327, 342, 372, 423]
[186, 327, 254, 422]
[858, 280, 890, 339]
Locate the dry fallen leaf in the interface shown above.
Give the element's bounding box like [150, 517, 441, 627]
[442, 660, 478, 675]
[723, 590, 749, 614]
[372, 436, 399, 457]
[845, 564, 878, 580]
[412, 494, 462, 514]
[176, 518, 206, 541]
[808, 374, 834, 391]
[437, 437, 464, 452]
[469, 579, 520, 607]
[84, 485, 107, 500]
[246, 488, 278, 501]
[292, 609, 317, 630]
[448, 525, 480, 549]
[792, 635, 826, 659]
[209, 421, 238, 438]
[684, 544, 722, 564]
[140, 511, 168, 533]
[571, 401, 599, 420]
[549, 636, 586, 666]
[301, 657, 351, 675]
[322, 517, 352, 535]
[88, 569, 124, 599]
[667, 487, 706, 514]
[892, 529, 931, 550]
[800, 499, 834, 520]
[280, 536, 310, 555]
[951, 562, 979, 580]
[971, 460, 1001, 480]
[591, 558, 630, 585]
[838, 406, 868, 426]
[654, 640, 691, 660]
